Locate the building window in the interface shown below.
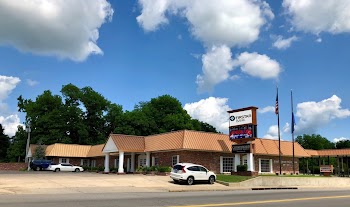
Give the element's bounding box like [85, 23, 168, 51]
[91, 160, 96, 167]
[172, 155, 179, 166]
[81, 159, 90, 166]
[222, 157, 235, 173]
[115, 158, 119, 168]
[138, 154, 147, 167]
[59, 158, 69, 163]
[260, 159, 271, 173]
[154, 157, 159, 166]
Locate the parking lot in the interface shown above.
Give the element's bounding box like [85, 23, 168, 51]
[0, 171, 230, 195]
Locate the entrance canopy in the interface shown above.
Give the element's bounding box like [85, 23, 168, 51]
[305, 149, 350, 157]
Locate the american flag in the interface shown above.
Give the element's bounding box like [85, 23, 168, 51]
[275, 92, 279, 115]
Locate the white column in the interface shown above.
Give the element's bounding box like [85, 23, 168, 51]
[131, 153, 135, 172]
[104, 153, 110, 173]
[146, 152, 151, 167]
[220, 156, 223, 173]
[234, 154, 240, 172]
[270, 159, 273, 173]
[118, 151, 124, 173]
[247, 153, 254, 172]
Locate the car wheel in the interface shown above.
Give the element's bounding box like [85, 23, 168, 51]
[187, 176, 194, 185]
[208, 175, 215, 184]
[75, 168, 80, 172]
[54, 168, 60, 172]
[173, 179, 179, 184]
[36, 166, 41, 171]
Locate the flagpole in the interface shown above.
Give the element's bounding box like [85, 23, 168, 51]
[291, 90, 295, 175]
[276, 86, 282, 175]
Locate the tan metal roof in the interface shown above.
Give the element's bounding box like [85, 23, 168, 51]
[253, 139, 310, 157]
[305, 149, 319, 156]
[110, 134, 145, 152]
[182, 130, 232, 152]
[311, 149, 350, 157]
[145, 131, 185, 152]
[46, 143, 92, 158]
[87, 144, 104, 157]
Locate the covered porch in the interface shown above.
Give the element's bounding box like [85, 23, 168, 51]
[102, 134, 147, 173]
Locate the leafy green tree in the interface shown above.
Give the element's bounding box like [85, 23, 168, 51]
[33, 144, 46, 160]
[6, 126, 27, 162]
[335, 140, 350, 149]
[296, 134, 335, 150]
[0, 124, 10, 162]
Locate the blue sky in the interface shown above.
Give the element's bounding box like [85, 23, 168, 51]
[1, 0, 350, 143]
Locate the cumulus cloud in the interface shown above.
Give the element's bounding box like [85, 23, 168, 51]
[295, 95, 350, 134]
[137, 0, 273, 47]
[196, 45, 234, 93]
[27, 79, 39, 87]
[233, 52, 281, 79]
[258, 106, 275, 114]
[333, 137, 349, 143]
[264, 125, 279, 139]
[0, 114, 23, 137]
[0, 0, 113, 61]
[184, 97, 231, 133]
[0, 75, 21, 101]
[283, 0, 350, 34]
[272, 35, 298, 49]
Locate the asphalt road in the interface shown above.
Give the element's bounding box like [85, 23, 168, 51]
[0, 189, 350, 207]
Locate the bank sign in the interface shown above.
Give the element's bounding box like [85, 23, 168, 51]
[229, 109, 252, 127]
[232, 144, 251, 153]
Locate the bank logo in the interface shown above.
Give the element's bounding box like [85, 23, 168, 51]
[229, 116, 235, 121]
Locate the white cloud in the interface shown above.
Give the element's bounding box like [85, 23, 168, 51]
[230, 75, 240, 81]
[272, 35, 298, 50]
[233, 52, 281, 79]
[316, 37, 322, 43]
[334, 137, 349, 143]
[0, 114, 23, 137]
[0, 0, 113, 61]
[0, 75, 21, 101]
[283, 0, 350, 34]
[184, 97, 231, 133]
[264, 125, 279, 139]
[27, 79, 39, 87]
[137, 0, 273, 47]
[295, 95, 350, 134]
[196, 45, 234, 93]
[258, 106, 275, 114]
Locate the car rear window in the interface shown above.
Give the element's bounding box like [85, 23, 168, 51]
[173, 165, 183, 170]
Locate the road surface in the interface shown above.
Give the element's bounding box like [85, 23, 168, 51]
[0, 189, 349, 207]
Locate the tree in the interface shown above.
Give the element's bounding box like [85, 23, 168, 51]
[0, 124, 10, 162]
[296, 134, 335, 150]
[335, 140, 350, 149]
[7, 126, 27, 162]
[33, 144, 46, 160]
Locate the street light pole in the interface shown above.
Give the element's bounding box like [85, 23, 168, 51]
[25, 122, 31, 164]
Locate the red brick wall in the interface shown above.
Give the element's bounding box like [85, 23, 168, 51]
[254, 155, 299, 174]
[0, 162, 27, 171]
[151, 151, 233, 173]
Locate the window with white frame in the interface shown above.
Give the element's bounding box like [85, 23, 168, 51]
[91, 160, 96, 167]
[222, 157, 235, 172]
[242, 155, 248, 165]
[59, 158, 69, 163]
[172, 155, 179, 166]
[154, 157, 159, 166]
[81, 159, 89, 166]
[138, 154, 147, 167]
[260, 159, 271, 173]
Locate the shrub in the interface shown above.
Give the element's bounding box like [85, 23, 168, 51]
[97, 166, 104, 172]
[150, 166, 158, 171]
[157, 166, 171, 172]
[237, 164, 248, 172]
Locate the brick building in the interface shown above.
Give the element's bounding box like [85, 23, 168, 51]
[27, 130, 310, 174]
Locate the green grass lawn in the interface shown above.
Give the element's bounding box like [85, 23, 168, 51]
[259, 174, 327, 177]
[216, 175, 253, 183]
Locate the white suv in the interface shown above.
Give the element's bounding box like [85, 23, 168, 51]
[170, 163, 216, 185]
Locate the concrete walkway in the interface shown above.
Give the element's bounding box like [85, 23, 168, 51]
[0, 172, 232, 195]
